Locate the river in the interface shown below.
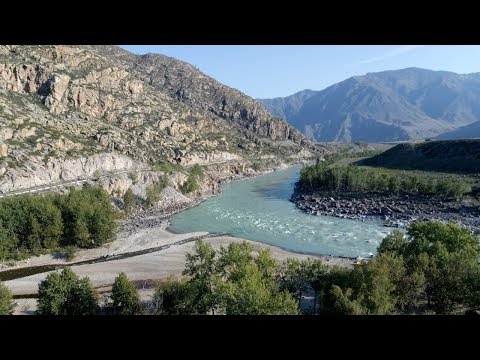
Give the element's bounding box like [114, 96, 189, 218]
[170, 165, 394, 258]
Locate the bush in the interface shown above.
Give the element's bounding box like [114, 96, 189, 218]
[64, 245, 77, 261]
[190, 164, 204, 178]
[128, 171, 138, 184]
[145, 177, 168, 207]
[0, 282, 14, 315]
[180, 174, 199, 194]
[123, 188, 136, 214]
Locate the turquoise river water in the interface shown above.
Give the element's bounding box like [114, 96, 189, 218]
[170, 165, 394, 257]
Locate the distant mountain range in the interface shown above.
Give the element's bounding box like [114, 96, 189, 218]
[258, 68, 480, 142]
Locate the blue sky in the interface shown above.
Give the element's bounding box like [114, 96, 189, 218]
[120, 45, 480, 99]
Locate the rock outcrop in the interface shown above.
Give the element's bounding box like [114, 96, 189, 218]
[0, 45, 320, 199]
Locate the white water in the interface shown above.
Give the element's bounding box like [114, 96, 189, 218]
[170, 165, 394, 257]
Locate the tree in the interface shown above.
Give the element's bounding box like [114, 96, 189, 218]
[37, 268, 77, 315]
[218, 263, 298, 315]
[63, 277, 98, 315]
[0, 282, 14, 315]
[152, 276, 195, 315]
[353, 253, 405, 315]
[37, 268, 98, 315]
[214, 242, 298, 315]
[183, 240, 218, 314]
[377, 230, 407, 255]
[123, 188, 136, 215]
[388, 176, 400, 195]
[109, 272, 141, 315]
[329, 285, 365, 315]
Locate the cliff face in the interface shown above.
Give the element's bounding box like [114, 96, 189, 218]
[0, 45, 317, 194]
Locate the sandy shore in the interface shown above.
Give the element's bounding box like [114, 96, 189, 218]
[5, 234, 353, 298]
[0, 220, 208, 271]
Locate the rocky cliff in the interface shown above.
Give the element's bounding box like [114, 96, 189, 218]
[0, 45, 317, 196]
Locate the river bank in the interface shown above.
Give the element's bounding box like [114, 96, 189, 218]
[0, 161, 300, 273]
[5, 234, 354, 297]
[291, 189, 480, 230]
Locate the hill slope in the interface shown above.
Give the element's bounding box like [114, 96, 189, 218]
[360, 139, 480, 173]
[436, 120, 480, 140]
[259, 68, 480, 142]
[0, 45, 316, 193]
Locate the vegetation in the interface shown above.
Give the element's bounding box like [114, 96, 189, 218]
[252, 162, 261, 171]
[299, 161, 472, 200]
[189, 164, 204, 178]
[145, 177, 168, 207]
[180, 174, 199, 194]
[37, 268, 98, 315]
[151, 221, 480, 315]
[128, 171, 138, 184]
[123, 188, 136, 214]
[109, 272, 141, 315]
[0, 281, 14, 315]
[10, 220, 476, 316]
[150, 161, 182, 173]
[152, 240, 298, 315]
[0, 184, 119, 261]
[316, 221, 480, 314]
[93, 169, 101, 181]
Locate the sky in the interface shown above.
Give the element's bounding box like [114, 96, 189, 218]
[120, 45, 480, 99]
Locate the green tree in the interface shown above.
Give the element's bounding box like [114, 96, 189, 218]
[63, 277, 98, 315]
[377, 230, 407, 255]
[218, 263, 298, 315]
[37, 268, 77, 315]
[183, 240, 218, 314]
[109, 272, 141, 315]
[329, 285, 365, 315]
[152, 276, 196, 315]
[123, 188, 136, 215]
[37, 268, 98, 315]
[0, 282, 14, 315]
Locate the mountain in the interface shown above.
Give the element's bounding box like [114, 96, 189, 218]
[257, 89, 317, 120]
[258, 68, 480, 142]
[436, 120, 480, 140]
[360, 139, 480, 173]
[0, 45, 316, 194]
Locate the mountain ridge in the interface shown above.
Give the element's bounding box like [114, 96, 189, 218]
[258, 67, 480, 142]
[0, 45, 317, 196]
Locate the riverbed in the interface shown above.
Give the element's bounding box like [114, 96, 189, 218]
[170, 165, 394, 257]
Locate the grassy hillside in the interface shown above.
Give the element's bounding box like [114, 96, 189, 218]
[360, 140, 480, 173]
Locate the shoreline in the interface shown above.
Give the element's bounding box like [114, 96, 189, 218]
[4, 235, 355, 298]
[291, 187, 480, 230]
[0, 161, 312, 276]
